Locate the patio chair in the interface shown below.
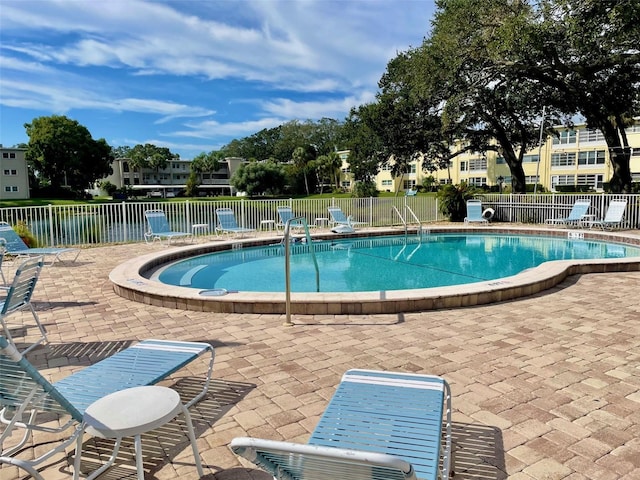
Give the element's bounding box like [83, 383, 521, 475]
[0, 256, 45, 354]
[144, 210, 192, 245]
[0, 222, 80, 266]
[589, 199, 627, 230]
[464, 199, 489, 224]
[327, 206, 367, 234]
[276, 206, 315, 233]
[405, 188, 417, 196]
[215, 208, 256, 237]
[0, 336, 215, 480]
[231, 369, 452, 480]
[545, 199, 591, 227]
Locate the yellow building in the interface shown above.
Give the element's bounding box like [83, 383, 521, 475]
[340, 119, 640, 193]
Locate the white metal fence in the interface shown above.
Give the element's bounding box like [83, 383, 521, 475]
[0, 193, 638, 248]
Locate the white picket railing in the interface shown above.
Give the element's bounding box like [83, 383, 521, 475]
[0, 193, 638, 248]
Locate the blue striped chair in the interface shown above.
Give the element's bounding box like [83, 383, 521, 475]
[0, 336, 214, 479]
[232, 369, 452, 480]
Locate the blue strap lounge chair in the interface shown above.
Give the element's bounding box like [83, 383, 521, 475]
[0, 256, 45, 354]
[144, 210, 192, 245]
[215, 208, 256, 237]
[231, 369, 452, 480]
[545, 199, 591, 227]
[0, 336, 214, 479]
[276, 206, 314, 233]
[327, 207, 367, 233]
[0, 222, 80, 266]
[589, 199, 627, 230]
[464, 199, 489, 224]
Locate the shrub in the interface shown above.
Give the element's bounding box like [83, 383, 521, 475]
[436, 183, 479, 222]
[13, 220, 38, 247]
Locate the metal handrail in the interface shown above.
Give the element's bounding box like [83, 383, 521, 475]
[391, 206, 407, 236]
[405, 205, 424, 239]
[283, 216, 319, 326]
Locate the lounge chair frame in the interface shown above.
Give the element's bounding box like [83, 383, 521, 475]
[0, 336, 214, 479]
[327, 207, 367, 232]
[0, 222, 80, 267]
[589, 199, 627, 230]
[545, 199, 591, 227]
[144, 209, 192, 245]
[0, 256, 45, 354]
[215, 208, 256, 238]
[464, 199, 489, 224]
[232, 369, 452, 480]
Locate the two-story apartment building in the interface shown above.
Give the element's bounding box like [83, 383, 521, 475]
[0, 146, 30, 200]
[100, 156, 248, 197]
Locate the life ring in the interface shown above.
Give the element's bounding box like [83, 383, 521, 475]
[482, 208, 495, 221]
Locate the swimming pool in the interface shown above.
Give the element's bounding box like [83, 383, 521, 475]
[152, 233, 640, 293]
[110, 227, 640, 315]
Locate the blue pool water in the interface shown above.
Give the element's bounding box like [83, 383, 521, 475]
[153, 234, 640, 293]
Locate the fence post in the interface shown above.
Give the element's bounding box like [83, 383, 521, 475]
[48, 204, 54, 247]
[185, 200, 191, 232]
[122, 201, 128, 243]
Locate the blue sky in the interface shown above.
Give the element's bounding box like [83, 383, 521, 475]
[0, 0, 436, 159]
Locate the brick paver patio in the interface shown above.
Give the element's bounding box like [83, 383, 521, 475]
[2, 235, 639, 480]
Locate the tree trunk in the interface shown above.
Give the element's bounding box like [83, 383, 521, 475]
[600, 121, 632, 193]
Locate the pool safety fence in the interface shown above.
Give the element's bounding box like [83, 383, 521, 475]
[0, 193, 639, 249]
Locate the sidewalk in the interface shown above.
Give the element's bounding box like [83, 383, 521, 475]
[2, 238, 639, 479]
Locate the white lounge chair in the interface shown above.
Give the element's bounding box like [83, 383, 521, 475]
[464, 199, 488, 224]
[0, 256, 45, 353]
[144, 210, 192, 245]
[215, 208, 256, 237]
[589, 199, 627, 230]
[232, 369, 452, 480]
[0, 222, 80, 266]
[328, 207, 367, 234]
[0, 336, 214, 480]
[545, 199, 591, 227]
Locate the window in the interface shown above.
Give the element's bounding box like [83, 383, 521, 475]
[123, 162, 130, 173]
[577, 174, 603, 189]
[469, 157, 487, 171]
[3, 169, 17, 175]
[496, 156, 507, 164]
[439, 178, 452, 185]
[580, 128, 605, 143]
[380, 164, 392, 171]
[632, 148, 640, 158]
[551, 175, 575, 188]
[124, 178, 131, 185]
[9, 153, 15, 158]
[341, 180, 351, 188]
[468, 177, 487, 186]
[2, 153, 7, 158]
[4, 186, 18, 192]
[525, 175, 539, 184]
[578, 150, 605, 166]
[553, 130, 577, 145]
[409, 164, 417, 174]
[460, 161, 468, 172]
[341, 167, 351, 174]
[551, 152, 576, 167]
[381, 180, 392, 186]
[523, 155, 539, 163]
[403, 180, 416, 189]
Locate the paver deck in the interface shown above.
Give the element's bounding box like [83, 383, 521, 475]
[2, 231, 640, 480]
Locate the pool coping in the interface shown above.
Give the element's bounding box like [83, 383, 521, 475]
[109, 226, 640, 315]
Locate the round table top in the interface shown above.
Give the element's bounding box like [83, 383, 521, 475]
[83, 385, 183, 439]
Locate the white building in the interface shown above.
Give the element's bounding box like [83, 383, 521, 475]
[0, 146, 30, 200]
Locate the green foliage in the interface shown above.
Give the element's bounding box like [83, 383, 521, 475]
[128, 144, 178, 172]
[436, 184, 478, 222]
[99, 180, 118, 196]
[230, 161, 286, 197]
[13, 220, 38, 247]
[24, 115, 114, 195]
[352, 180, 378, 198]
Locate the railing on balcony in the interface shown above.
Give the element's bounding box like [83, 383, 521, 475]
[0, 193, 638, 248]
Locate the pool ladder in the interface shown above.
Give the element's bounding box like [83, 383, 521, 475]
[392, 205, 426, 240]
[283, 216, 319, 326]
